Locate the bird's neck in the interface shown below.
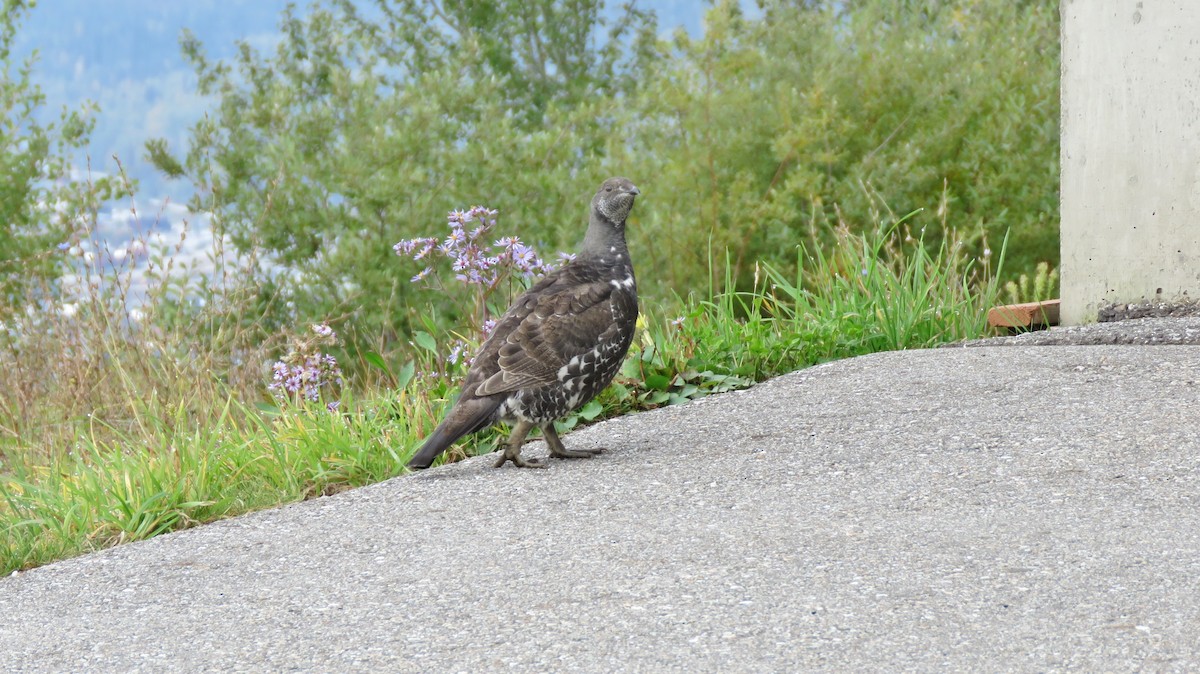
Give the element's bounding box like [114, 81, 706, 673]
[579, 211, 629, 260]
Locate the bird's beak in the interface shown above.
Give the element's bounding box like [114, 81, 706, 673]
[627, 186, 640, 196]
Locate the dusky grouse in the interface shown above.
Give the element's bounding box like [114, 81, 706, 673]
[407, 177, 641, 469]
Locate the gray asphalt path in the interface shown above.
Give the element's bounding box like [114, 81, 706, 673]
[3, 337, 1200, 671]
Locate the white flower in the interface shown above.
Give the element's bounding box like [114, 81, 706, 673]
[68, 245, 83, 257]
[61, 303, 78, 318]
[129, 309, 144, 323]
[83, 251, 96, 264]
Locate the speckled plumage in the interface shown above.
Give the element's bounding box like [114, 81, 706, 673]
[407, 177, 641, 469]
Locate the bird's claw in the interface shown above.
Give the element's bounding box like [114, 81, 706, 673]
[494, 452, 547, 469]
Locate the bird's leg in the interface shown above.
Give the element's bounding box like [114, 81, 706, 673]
[494, 420, 546, 469]
[543, 423, 605, 459]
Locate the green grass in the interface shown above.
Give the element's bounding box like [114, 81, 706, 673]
[0, 220, 1004, 574]
[1, 394, 412, 568]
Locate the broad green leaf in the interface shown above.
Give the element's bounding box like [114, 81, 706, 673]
[413, 331, 437, 353]
[644, 374, 670, 391]
[579, 400, 603, 421]
[395, 361, 416, 391]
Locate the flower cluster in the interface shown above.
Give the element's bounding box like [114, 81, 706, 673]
[393, 206, 556, 288]
[268, 323, 344, 412]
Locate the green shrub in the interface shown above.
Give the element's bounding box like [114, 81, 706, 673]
[146, 0, 1057, 343]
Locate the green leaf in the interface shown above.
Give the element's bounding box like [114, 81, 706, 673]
[579, 400, 603, 421]
[413, 331, 437, 353]
[621, 357, 642, 379]
[646, 391, 670, 405]
[644, 374, 670, 391]
[362, 351, 392, 376]
[395, 361, 416, 391]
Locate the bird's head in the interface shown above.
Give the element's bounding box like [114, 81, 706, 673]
[592, 177, 640, 225]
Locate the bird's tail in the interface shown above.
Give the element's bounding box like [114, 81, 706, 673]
[406, 397, 499, 470]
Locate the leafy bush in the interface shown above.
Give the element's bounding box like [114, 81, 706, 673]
[0, 0, 123, 298]
[146, 0, 1057, 345]
[625, 0, 1056, 293]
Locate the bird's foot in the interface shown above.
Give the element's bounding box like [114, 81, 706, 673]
[549, 446, 606, 460]
[493, 450, 547, 469]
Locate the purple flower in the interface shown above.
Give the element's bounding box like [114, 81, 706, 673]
[557, 251, 576, 264]
[268, 324, 344, 410]
[512, 245, 536, 269]
[327, 401, 341, 413]
[481, 319, 497, 336]
[468, 206, 498, 223]
[444, 229, 466, 248]
[411, 266, 432, 283]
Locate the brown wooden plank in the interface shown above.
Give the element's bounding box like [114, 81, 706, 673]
[987, 299, 1061, 328]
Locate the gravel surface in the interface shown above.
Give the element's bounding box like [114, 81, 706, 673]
[2, 336, 1199, 671]
[1098, 299, 1200, 322]
[955, 316, 1200, 346]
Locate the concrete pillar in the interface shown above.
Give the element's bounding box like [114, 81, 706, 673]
[1060, 0, 1200, 324]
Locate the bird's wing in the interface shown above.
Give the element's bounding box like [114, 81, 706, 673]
[475, 280, 617, 396]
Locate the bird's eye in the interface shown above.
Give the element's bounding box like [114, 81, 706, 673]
[605, 187, 612, 192]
